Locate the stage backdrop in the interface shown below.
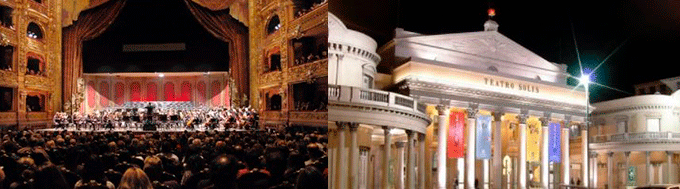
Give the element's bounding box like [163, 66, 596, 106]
[83, 72, 230, 112]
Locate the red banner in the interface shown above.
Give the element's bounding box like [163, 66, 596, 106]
[447, 112, 465, 158]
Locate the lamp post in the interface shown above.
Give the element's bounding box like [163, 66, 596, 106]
[579, 74, 591, 188]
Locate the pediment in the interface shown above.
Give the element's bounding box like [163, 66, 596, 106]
[398, 31, 559, 71]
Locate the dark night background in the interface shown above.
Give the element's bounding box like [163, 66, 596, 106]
[330, 0, 680, 103]
[82, 0, 230, 74]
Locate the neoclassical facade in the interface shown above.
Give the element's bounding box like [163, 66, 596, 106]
[372, 19, 590, 189]
[328, 13, 431, 189]
[590, 91, 680, 188]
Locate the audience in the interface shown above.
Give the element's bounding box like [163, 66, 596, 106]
[0, 124, 327, 189]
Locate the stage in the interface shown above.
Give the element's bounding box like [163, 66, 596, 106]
[36, 126, 247, 133]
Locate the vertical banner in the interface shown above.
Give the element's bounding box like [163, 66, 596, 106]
[549, 122, 562, 162]
[476, 115, 492, 159]
[447, 112, 465, 158]
[526, 118, 542, 162]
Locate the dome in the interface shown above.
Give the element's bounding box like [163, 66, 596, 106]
[484, 19, 499, 31]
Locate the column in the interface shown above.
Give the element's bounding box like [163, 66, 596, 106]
[624, 152, 630, 187]
[466, 105, 479, 189]
[349, 123, 360, 189]
[607, 152, 613, 189]
[395, 142, 406, 189]
[517, 112, 528, 189]
[483, 160, 489, 189]
[329, 129, 336, 189]
[457, 158, 464, 189]
[562, 120, 570, 186]
[435, 105, 448, 189]
[540, 116, 550, 189]
[406, 131, 416, 189]
[419, 133, 426, 189]
[337, 123, 348, 189]
[646, 151, 651, 185]
[667, 151, 672, 184]
[492, 111, 503, 189]
[383, 126, 392, 189]
[582, 126, 589, 188]
[592, 153, 598, 188]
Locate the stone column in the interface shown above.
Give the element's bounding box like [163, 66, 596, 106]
[540, 116, 550, 189]
[337, 123, 348, 189]
[624, 151, 630, 187]
[436, 105, 448, 189]
[582, 126, 589, 188]
[608, 152, 614, 189]
[406, 131, 416, 189]
[592, 153, 598, 188]
[383, 126, 392, 189]
[329, 130, 336, 189]
[349, 123, 360, 189]
[419, 133, 426, 189]
[492, 111, 503, 189]
[466, 105, 479, 189]
[562, 120, 571, 186]
[517, 112, 528, 189]
[457, 158, 464, 189]
[395, 141, 406, 189]
[483, 160, 489, 189]
[667, 151, 672, 184]
[646, 151, 651, 185]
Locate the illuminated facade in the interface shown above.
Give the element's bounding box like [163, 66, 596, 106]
[590, 81, 680, 188]
[331, 17, 592, 189]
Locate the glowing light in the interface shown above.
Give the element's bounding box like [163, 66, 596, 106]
[579, 74, 590, 85]
[488, 8, 496, 17]
[159, 73, 165, 78]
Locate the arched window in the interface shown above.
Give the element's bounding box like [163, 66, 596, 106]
[27, 22, 43, 39]
[266, 15, 280, 35]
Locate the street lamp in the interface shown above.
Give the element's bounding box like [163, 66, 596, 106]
[579, 73, 591, 188]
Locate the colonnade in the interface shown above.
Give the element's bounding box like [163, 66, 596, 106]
[435, 104, 583, 189]
[592, 151, 676, 188]
[329, 122, 427, 189]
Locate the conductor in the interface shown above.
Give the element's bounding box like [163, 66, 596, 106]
[145, 102, 155, 119]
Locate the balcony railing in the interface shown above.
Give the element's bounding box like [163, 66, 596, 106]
[591, 132, 680, 143]
[328, 84, 427, 115]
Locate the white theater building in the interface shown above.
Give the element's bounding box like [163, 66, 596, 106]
[328, 12, 596, 189]
[590, 76, 680, 188]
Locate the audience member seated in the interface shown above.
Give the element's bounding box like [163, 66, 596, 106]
[0, 120, 327, 189]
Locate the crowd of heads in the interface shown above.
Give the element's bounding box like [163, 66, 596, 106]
[0, 126, 327, 189]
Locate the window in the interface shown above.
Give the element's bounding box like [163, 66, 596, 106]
[269, 54, 281, 71]
[26, 53, 45, 76]
[0, 46, 13, 71]
[266, 15, 280, 35]
[0, 6, 13, 29]
[362, 74, 373, 89]
[0, 86, 13, 111]
[647, 118, 660, 132]
[617, 120, 627, 133]
[27, 22, 43, 39]
[26, 93, 45, 112]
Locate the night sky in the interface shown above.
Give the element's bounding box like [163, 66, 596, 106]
[330, 0, 680, 103]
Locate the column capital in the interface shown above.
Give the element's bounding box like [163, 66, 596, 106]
[348, 122, 359, 131]
[608, 152, 614, 157]
[405, 130, 414, 136]
[382, 126, 392, 134]
[418, 133, 426, 141]
[539, 117, 550, 126]
[466, 103, 479, 119]
[492, 111, 504, 121]
[624, 151, 631, 157]
[590, 152, 598, 158]
[645, 151, 651, 156]
[516, 113, 529, 124]
[336, 122, 348, 130]
[395, 141, 406, 148]
[436, 105, 448, 116]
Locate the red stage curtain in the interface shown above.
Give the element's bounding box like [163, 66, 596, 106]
[164, 82, 175, 101]
[146, 83, 157, 101]
[130, 82, 141, 101]
[115, 82, 124, 105]
[63, 0, 126, 106]
[87, 81, 95, 108]
[197, 81, 206, 105]
[185, 0, 249, 104]
[99, 82, 109, 107]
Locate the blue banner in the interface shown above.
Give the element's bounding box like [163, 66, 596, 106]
[476, 115, 492, 159]
[549, 122, 561, 163]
